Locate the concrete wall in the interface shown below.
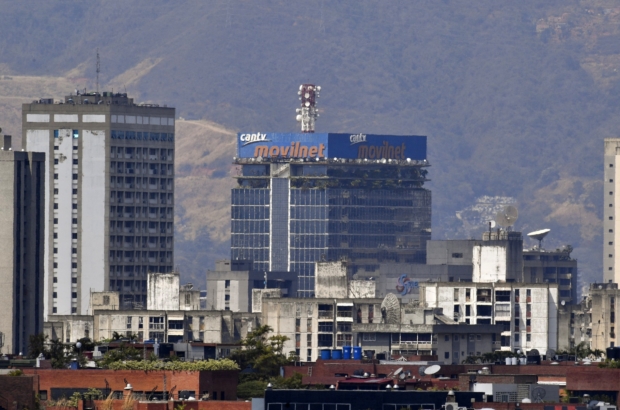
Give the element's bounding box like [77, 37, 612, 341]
[81, 129, 107, 314]
[348, 280, 375, 298]
[147, 273, 180, 310]
[89, 291, 120, 313]
[427, 240, 479, 266]
[252, 288, 282, 313]
[315, 261, 348, 298]
[179, 290, 201, 311]
[44, 315, 94, 343]
[472, 234, 523, 283]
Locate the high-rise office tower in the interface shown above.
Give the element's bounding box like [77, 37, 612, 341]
[0, 135, 45, 354]
[605, 139, 620, 283]
[231, 132, 431, 296]
[23, 93, 175, 317]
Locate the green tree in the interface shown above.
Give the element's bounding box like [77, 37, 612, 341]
[231, 325, 292, 377]
[237, 380, 268, 399]
[28, 333, 49, 359]
[97, 343, 143, 367]
[49, 339, 71, 369]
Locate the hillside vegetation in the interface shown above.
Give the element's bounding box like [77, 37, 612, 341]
[2, 1, 620, 288]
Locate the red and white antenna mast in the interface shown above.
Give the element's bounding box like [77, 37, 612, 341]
[296, 84, 320, 133]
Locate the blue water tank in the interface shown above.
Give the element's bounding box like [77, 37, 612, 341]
[320, 349, 331, 360]
[343, 346, 352, 359]
[353, 346, 362, 360]
[332, 349, 343, 360]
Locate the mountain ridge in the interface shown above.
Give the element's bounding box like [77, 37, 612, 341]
[2, 1, 620, 290]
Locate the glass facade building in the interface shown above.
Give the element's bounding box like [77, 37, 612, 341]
[231, 133, 431, 297]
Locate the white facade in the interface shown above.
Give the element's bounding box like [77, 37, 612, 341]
[23, 94, 176, 318]
[147, 273, 180, 311]
[473, 245, 507, 282]
[605, 139, 620, 283]
[421, 282, 558, 354]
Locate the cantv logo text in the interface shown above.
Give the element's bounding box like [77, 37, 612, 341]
[240, 133, 269, 146]
[349, 133, 366, 145]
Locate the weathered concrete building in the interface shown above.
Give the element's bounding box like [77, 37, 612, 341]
[523, 246, 577, 304]
[23, 93, 175, 317]
[259, 261, 500, 363]
[206, 259, 297, 312]
[0, 137, 45, 354]
[578, 282, 620, 351]
[472, 231, 523, 283]
[93, 309, 259, 344]
[421, 282, 558, 354]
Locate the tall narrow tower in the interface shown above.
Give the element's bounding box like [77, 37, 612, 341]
[23, 93, 175, 318]
[605, 138, 620, 283]
[0, 133, 45, 354]
[295, 84, 320, 133]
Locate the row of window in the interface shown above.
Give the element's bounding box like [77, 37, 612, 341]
[111, 131, 174, 142]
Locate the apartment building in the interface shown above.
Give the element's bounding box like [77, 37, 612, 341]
[421, 282, 558, 354]
[22, 92, 175, 317]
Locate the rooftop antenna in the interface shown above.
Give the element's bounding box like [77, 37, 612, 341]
[96, 48, 100, 94]
[296, 84, 320, 133]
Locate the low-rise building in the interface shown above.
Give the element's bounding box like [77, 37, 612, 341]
[206, 259, 297, 311]
[421, 282, 558, 354]
[523, 246, 577, 304]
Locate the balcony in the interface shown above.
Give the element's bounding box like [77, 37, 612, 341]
[318, 311, 334, 319]
[391, 341, 436, 349]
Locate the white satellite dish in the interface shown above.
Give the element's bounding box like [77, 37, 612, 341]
[527, 228, 551, 250]
[425, 364, 441, 375]
[394, 367, 403, 376]
[489, 220, 496, 228]
[496, 205, 519, 228]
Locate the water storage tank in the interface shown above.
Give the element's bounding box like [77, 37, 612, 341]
[343, 346, 352, 360]
[505, 357, 512, 365]
[519, 357, 527, 365]
[320, 349, 331, 360]
[332, 349, 343, 360]
[511, 357, 517, 365]
[353, 346, 363, 360]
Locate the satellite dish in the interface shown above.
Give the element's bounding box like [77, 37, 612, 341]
[531, 387, 546, 403]
[527, 229, 551, 250]
[546, 349, 556, 360]
[588, 401, 601, 410]
[418, 366, 427, 377]
[561, 300, 566, 306]
[527, 349, 540, 356]
[399, 373, 406, 380]
[425, 365, 441, 375]
[381, 294, 401, 325]
[496, 205, 519, 228]
[489, 220, 496, 228]
[394, 367, 403, 376]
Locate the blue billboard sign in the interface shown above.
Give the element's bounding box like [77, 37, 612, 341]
[237, 132, 426, 160]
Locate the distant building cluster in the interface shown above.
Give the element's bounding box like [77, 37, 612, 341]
[1, 86, 620, 408]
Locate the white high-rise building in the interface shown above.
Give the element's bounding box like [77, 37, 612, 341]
[23, 92, 175, 318]
[605, 139, 620, 284]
